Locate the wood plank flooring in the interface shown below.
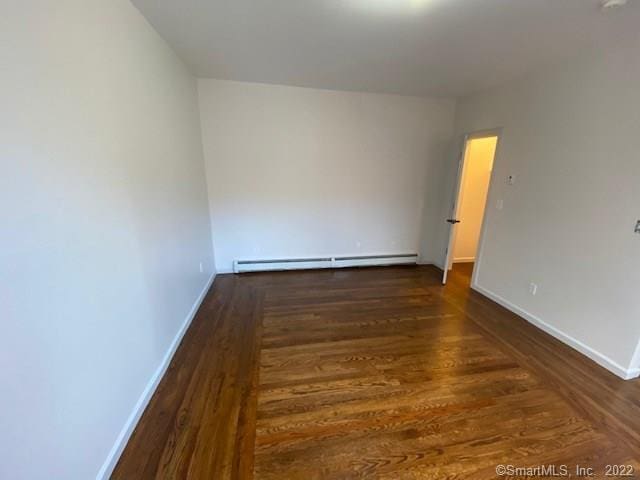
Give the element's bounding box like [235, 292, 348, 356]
[112, 265, 640, 479]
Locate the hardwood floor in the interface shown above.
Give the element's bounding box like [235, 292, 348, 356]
[112, 265, 640, 479]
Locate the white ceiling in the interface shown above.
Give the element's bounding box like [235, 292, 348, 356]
[132, 0, 640, 97]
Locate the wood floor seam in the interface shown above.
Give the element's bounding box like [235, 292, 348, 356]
[112, 265, 640, 479]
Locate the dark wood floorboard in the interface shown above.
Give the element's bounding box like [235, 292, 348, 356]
[112, 265, 640, 479]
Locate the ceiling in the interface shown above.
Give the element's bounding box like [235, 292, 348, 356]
[132, 0, 640, 97]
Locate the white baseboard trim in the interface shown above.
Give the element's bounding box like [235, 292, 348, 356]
[215, 267, 234, 274]
[472, 282, 639, 381]
[96, 272, 216, 480]
[453, 257, 475, 263]
[434, 263, 445, 271]
[418, 259, 443, 270]
[626, 367, 640, 379]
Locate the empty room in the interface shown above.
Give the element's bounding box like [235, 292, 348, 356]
[4, 0, 640, 478]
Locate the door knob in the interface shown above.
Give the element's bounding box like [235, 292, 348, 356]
[446, 219, 461, 224]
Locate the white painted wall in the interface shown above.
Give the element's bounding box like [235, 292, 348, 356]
[447, 39, 640, 377]
[0, 1, 214, 479]
[198, 79, 456, 272]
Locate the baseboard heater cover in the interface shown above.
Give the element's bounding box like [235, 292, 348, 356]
[233, 253, 418, 273]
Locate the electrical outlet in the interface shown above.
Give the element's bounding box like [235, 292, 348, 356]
[529, 282, 538, 296]
[199, 262, 204, 273]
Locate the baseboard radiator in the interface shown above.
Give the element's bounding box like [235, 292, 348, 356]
[233, 253, 418, 273]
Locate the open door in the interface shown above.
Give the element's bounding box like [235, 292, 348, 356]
[442, 131, 500, 285]
[441, 137, 468, 285]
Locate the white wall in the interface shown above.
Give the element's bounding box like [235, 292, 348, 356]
[448, 39, 640, 377]
[198, 79, 456, 272]
[0, 1, 214, 479]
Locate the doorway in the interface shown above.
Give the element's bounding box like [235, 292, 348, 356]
[442, 132, 499, 285]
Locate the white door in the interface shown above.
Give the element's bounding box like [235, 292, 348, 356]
[442, 137, 468, 284]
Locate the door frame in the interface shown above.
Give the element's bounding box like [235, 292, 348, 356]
[442, 128, 503, 285]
